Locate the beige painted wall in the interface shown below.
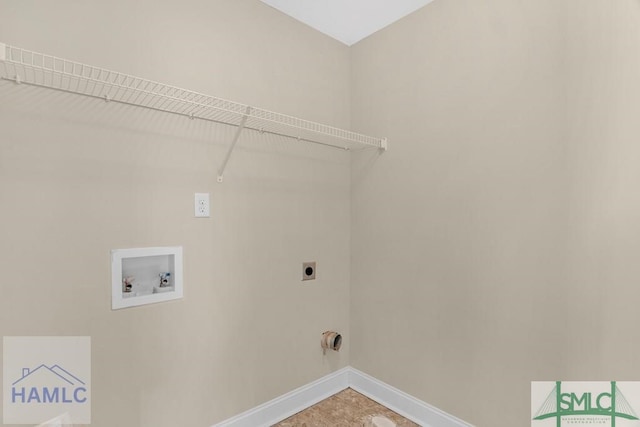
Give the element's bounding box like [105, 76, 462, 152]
[351, 0, 640, 426]
[3, 0, 639, 426]
[563, 0, 640, 375]
[0, 1, 351, 426]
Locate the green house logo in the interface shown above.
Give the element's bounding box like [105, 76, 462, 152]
[533, 381, 639, 427]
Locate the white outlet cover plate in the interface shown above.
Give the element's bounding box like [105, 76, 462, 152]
[194, 193, 210, 218]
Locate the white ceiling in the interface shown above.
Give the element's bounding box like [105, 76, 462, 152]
[260, 0, 435, 46]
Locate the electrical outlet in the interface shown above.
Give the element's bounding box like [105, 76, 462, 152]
[194, 193, 210, 218]
[302, 261, 316, 281]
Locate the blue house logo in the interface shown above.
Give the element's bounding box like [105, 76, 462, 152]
[3, 336, 91, 424]
[11, 364, 87, 404]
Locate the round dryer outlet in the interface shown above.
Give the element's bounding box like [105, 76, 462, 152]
[302, 262, 316, 281]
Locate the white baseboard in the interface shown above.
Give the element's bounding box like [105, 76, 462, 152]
[212, 367, 350, 427]
[348, 368, 475, 427]
[212, 366, 473, 427]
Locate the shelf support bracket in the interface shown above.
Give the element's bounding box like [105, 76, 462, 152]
[217, 106, 251, 183]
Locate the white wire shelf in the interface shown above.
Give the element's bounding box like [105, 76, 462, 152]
[0, 43, 387, 179]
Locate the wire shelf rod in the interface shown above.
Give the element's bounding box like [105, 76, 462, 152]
[0, 72, 351, 152]
[0, 42, 387, 178]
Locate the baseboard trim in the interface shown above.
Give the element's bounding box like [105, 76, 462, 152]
[212, 367, 350, 427]
[212, 366, 473, 427]
[348, 368, 474, 427]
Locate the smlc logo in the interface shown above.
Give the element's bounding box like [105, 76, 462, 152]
[532, 381, 640, 427]
[11, 364, 87, 404]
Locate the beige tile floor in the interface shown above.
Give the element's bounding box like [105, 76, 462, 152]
[273, 388, 420, 427]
